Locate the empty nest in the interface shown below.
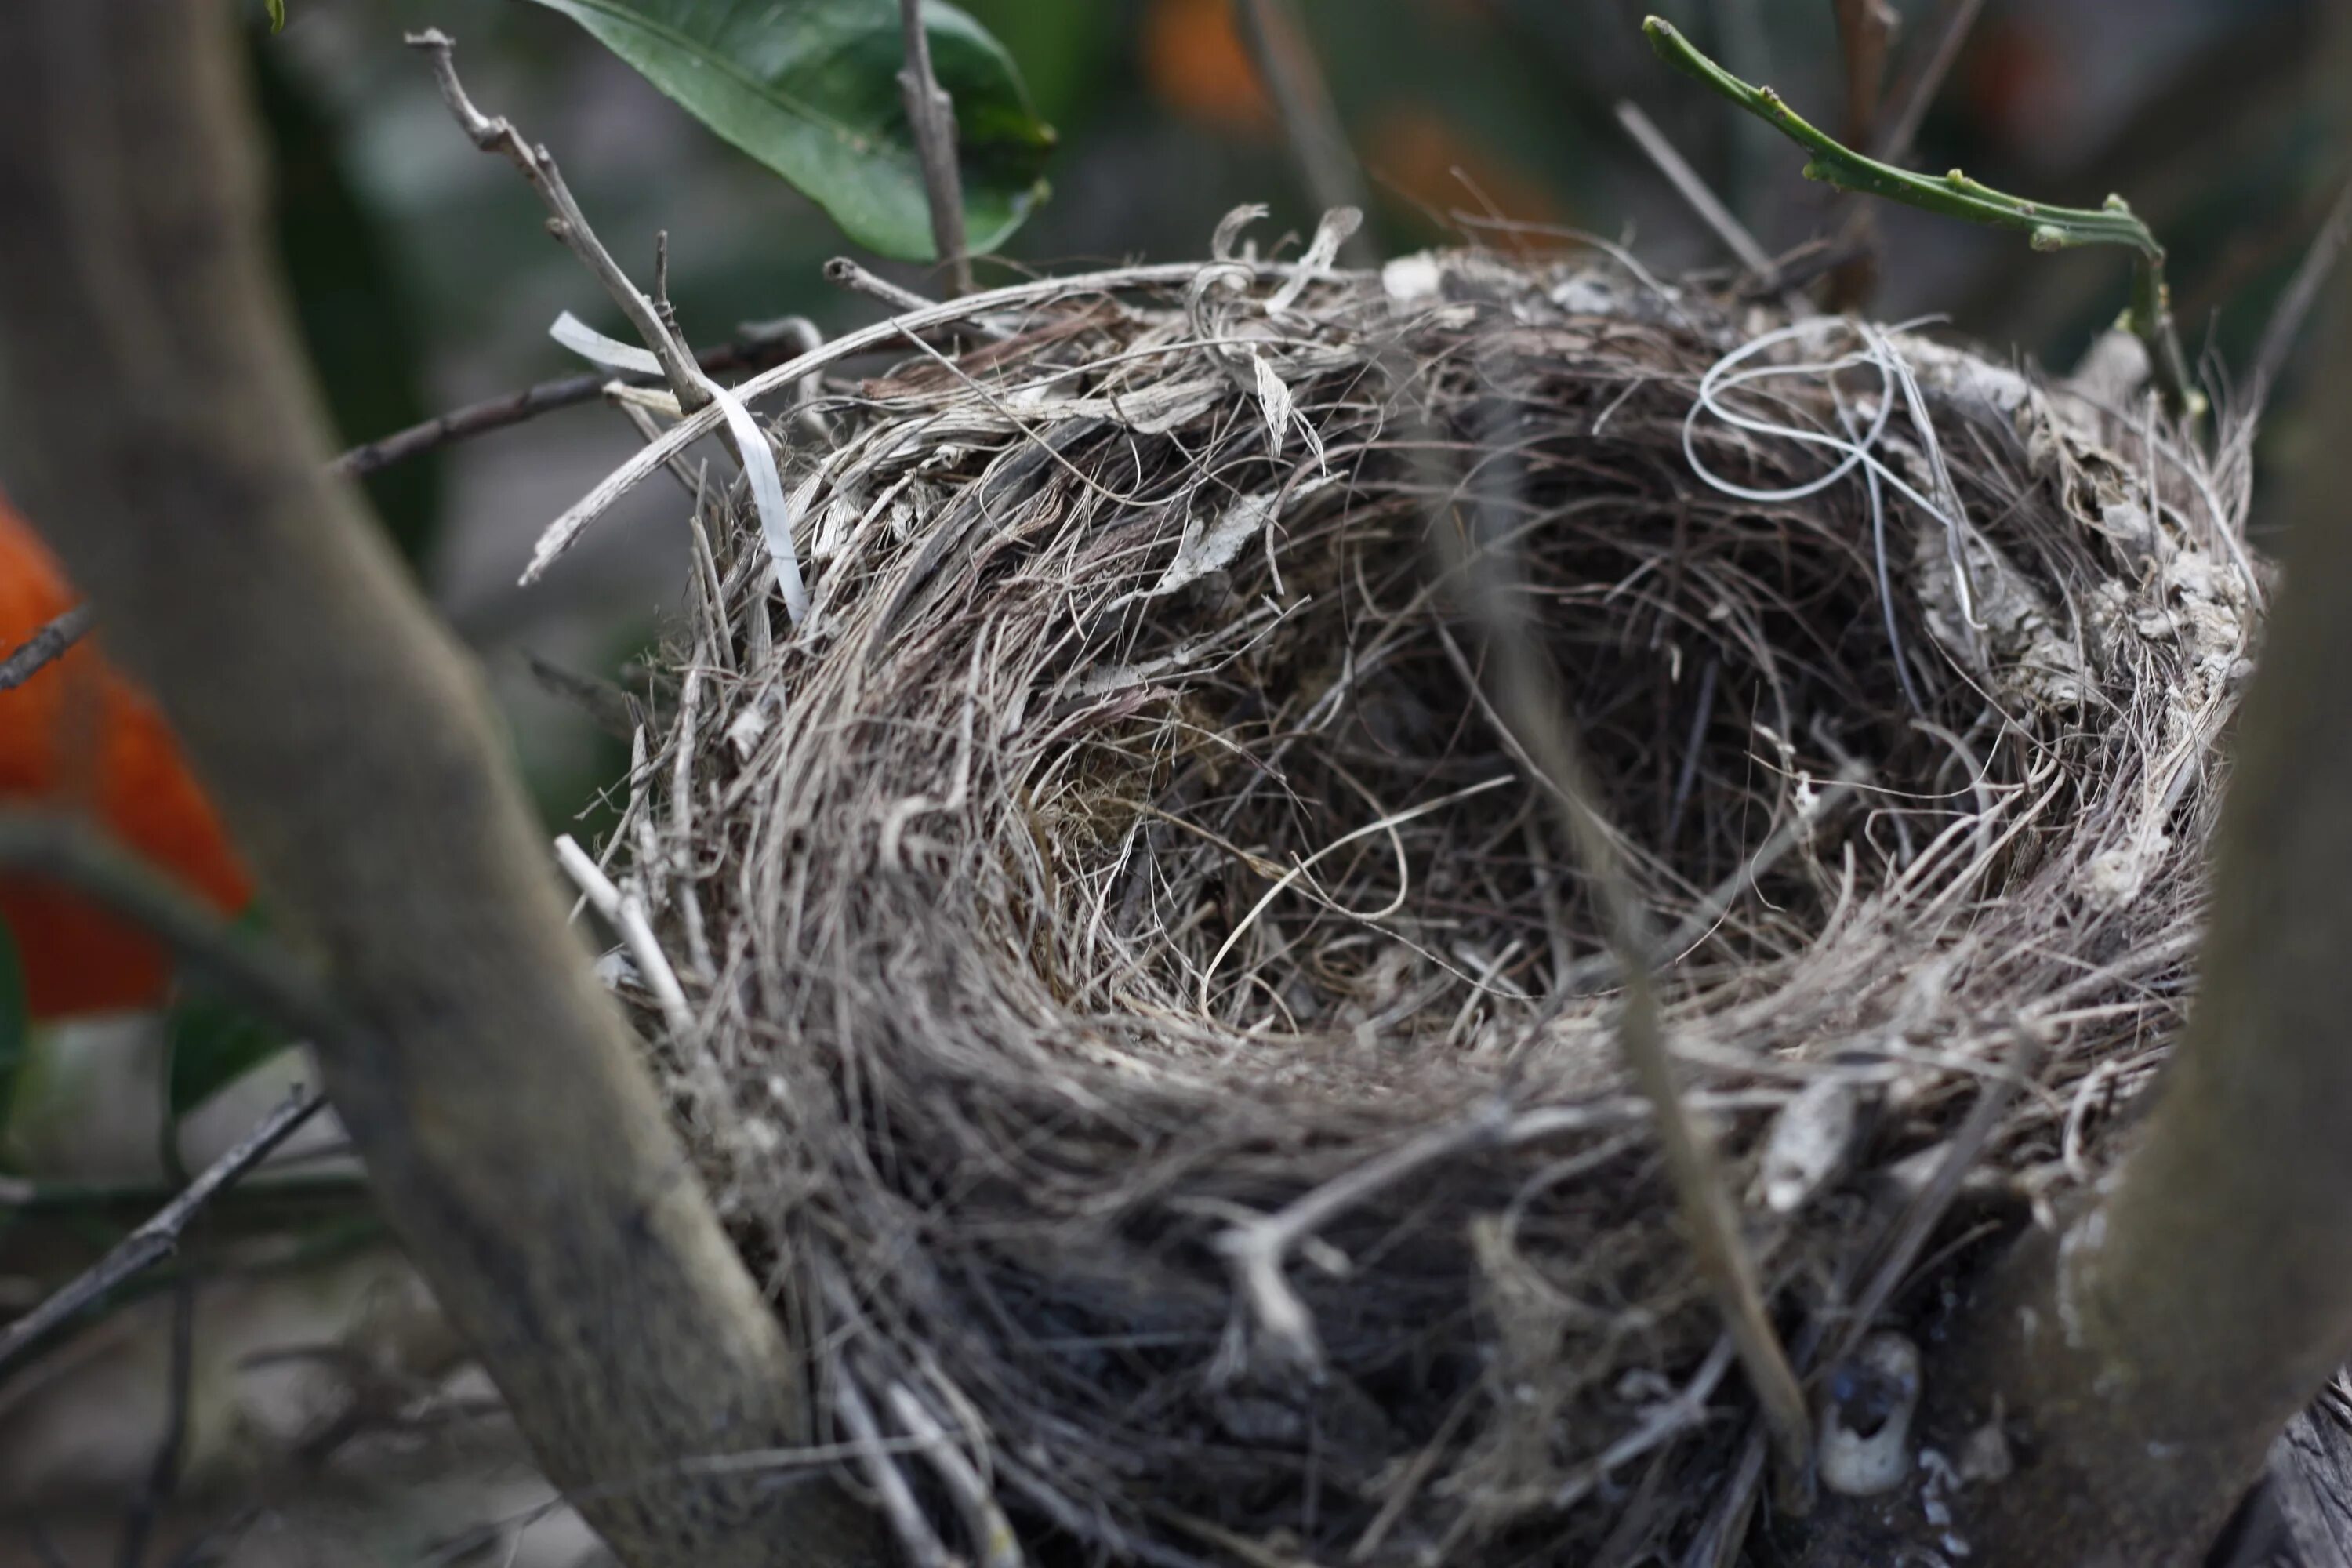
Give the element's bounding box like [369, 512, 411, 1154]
[579, 226, 2261, 1566]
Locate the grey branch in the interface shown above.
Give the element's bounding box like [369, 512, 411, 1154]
[328, 319, 818, 481]
[898, 0, 972, 296]
[0, 1088, 326, 1374]
[405, 30, 710, 416]
[0, 601, 93, 691]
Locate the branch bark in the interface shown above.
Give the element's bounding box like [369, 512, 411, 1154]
[0, 8, 879, 1566]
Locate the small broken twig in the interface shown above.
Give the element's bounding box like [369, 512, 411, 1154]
[0, 1088, 325, 1374]
[897, 0, 972, 296]
[0, 602, 93, 691]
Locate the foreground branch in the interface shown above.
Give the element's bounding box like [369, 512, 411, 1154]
[0, 8, 878, 1566]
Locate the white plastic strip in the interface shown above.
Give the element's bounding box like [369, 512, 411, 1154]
[549, 312, 810, 624]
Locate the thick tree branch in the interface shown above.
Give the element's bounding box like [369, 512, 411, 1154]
[0, 7, 879, 1566]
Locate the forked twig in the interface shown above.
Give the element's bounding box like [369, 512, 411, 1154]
[0, 1089, 325, 1374]
[897, 0, 972, 296]
[0, 603, 93, 692]
[1207, 1098, 1514, 1373]
[405, 30, 706, 416]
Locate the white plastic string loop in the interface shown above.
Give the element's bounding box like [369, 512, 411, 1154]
[1680, 315, 1980, 634]
[550, 311, 811, 624]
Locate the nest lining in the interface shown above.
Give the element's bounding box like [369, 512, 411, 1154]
[593, 240, 2257, 1566]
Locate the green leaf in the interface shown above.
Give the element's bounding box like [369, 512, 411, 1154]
[0, 921, 26, 1135]
[266, 0, 285, 31]
[517, 0, 1054, 260]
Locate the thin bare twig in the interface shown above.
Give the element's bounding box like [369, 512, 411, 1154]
[897, 0, 971, 296]
[116, 1272, 198, 1568]
[823, 256, 940, 317]
[329, 319, 815, 482]
[1831, 0, 1898, 151]
[1613, 101, 1777, 283]
[404, 30, 706, 416]
[0, 1089, 325, 1374]
[1232, 0, 1375, 267]
[2249, 175, 2352, 408]
[1872, 0, 1987, 166]
[0, 602, 93, 691]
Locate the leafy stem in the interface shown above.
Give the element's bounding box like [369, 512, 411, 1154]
[1642, 16, 2201, 419]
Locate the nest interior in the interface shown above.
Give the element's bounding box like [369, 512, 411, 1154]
[595, 239, 2259, 1566]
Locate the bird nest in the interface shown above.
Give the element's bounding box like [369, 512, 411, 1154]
[579, 230, 2258, 1566]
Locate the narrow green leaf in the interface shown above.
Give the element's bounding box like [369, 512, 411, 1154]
[266, 0, 286, 32]
[517, 0, 1054, 261]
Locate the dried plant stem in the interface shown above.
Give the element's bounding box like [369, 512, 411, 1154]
[0, 602, 93, 691]
[0, 1089, 325, 1374]
[1613, 100, 1777, 282]
[1643, 15, 2198, 419]
[556, 833, 695, 1038]
[898, 0, 972, 296]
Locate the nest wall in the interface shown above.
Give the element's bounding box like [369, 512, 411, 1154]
[592, 243, 2259, 1566]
